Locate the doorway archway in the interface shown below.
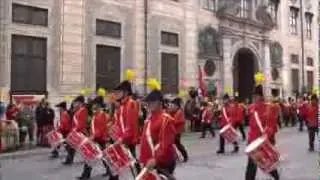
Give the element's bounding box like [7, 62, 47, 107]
[233, 48, 258, 102]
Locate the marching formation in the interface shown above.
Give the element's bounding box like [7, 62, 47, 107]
[44, 71, 318, 180]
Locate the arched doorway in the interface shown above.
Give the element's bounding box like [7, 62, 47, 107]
[233, 48, 258, 102]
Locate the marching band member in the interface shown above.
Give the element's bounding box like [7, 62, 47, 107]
[232, 95, 246, 141]
[112, 80, 140, 177]
[216, 94, 239, 154]
[77, 96, 114, 180]
[167, 97, 189, 162]
[304, 94, 318, 152]
[63, 95, 88, 165]
[200, 101, 215, 139]
[140, 88, 177, 179]
[245, 85, 280, 180]
[50, 101, 71, 159]
[297, 96, 307, 132]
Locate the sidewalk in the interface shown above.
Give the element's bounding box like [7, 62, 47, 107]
[0, 147, 50, 160]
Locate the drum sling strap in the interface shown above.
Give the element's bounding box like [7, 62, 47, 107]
[253, 111, 264, 133]
[223, 107, 231, 124]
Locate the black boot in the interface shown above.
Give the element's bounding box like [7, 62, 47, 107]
[232, 145, 239, 153]
[77, 165, 92, 180]
[50, 149, 59, 159]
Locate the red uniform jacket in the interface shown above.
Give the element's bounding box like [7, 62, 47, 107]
[91, 111, 110, 144]
[171, 109, 185, 134]
[58, 111, 71, 137]
[232, 102, 245, 125]
[201, 107, 214, 124]
[72, 106, 88, 134]
[114, 97, 139, 145]
[248, 101, 278, 144]
[305, 103, 318, 128]
[289, 103, 298, 116]
[219, 103, 236, 127]
[298, 102, 308, 119]
[140, 111, 176, 168]
[6, 106, 19, 120]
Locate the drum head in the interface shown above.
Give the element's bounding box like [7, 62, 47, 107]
[245, 136, 266, 153]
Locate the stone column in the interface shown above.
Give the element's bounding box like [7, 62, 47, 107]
[183, 1, 197, 88]
[59, 0, 86, 95]
[223, 38, 233, 95]
[133, 0, 146, 94]
[263, 41, 272, 98]
[0, 0, 9, 93]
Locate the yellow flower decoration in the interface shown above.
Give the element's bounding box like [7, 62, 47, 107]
[178, 90, 188, 98]
[254, 72, 265, 85]
[147, 78, 161, 91]
[312, 87, 319, 95]
[224, 86, 233, 95]
[64, 96, 72, 103]
[97, 88, 107, 97]
[125, 69, 136, 81]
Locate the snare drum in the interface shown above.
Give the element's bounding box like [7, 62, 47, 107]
[219, 124, 239, 143]
[47, 130, 64, 148]
[78, 139, 103, 162]
[245, 136, 280, 173]
[65, 131, 87, 149]
[103, 144, 135, 174]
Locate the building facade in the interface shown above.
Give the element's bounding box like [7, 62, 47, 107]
[0, 0, 318, 103]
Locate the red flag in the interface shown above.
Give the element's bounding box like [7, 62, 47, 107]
[198, 65, 207, 97]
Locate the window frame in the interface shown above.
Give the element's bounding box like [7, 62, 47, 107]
[290, 54, 299, 64]
[12, 3, 48, 27]
[161, 31, 179, 47]
[202, 0, 215, 12]
[240, 0, 251, 18]
[289, 7, 299, 35]
[306, 57, 314, 66]
[305, 12, 313, 40]
[11, 34, 47, 94]
[96, 19, 122, 38]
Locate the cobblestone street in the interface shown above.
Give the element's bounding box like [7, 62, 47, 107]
[1, 128, 318, 180]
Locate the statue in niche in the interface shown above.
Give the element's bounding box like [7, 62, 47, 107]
[198, 26, 221, 59]
[269, 41, 283, 67]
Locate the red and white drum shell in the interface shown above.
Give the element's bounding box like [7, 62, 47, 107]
[245, 136, 280, 173]
[135, 168, 160, 180]
[219, 124, 239, 143]
[78, 139, 103, 163]
[103, 144, 135, 175]
[65, 131, 87, 149]
[47, 130, 64, 148]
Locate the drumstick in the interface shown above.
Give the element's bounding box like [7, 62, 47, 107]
[135, 167, 148, 180]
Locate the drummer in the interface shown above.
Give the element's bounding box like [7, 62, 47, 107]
[77, 96, 115, 180]
[216, 94, 239, 154]
[304, 94, 318, 152]
[50, 101, 71, 159]
[63, 95, 88, 165]
[112, 80, 140, 176]
[167, 96, 189, 162]
[139, 88, 177, 178]
[245, 84, 280, 180]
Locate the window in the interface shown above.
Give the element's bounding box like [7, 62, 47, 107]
[161, 31, 179, 47]
[240, 0, 251, 18]
[290, 54, 299, 64]
[307, 57, 313, 66]
[161, 53, 179, 94]
[96, 19, 121, 38]
[307, 71, 314, 91]
[202, 0, 215, 12]
[268, 0, 278, 23]
[11, 35, 47, 93]
[289, 7, 299, 34]
[96, 45, 121, 90]
[305, 13, 313, 39]
[12, 3, 48, 26]
[291, 69, 300, 93]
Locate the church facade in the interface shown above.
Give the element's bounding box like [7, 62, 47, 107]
[0, 0, 318, 102]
